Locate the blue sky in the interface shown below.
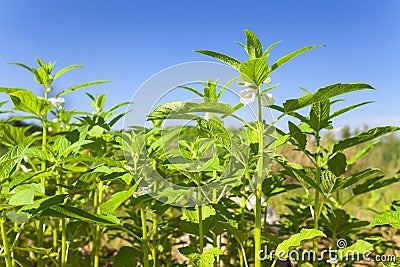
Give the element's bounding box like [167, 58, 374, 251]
[0, 0, 399, 130]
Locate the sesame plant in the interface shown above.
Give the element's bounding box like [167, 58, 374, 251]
[0, 30, 399, 267]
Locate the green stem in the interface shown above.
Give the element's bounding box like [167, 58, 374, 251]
[151, 180, 160, 267]
[198, 205, 204, 253]
[93, 181, 103, 267]
[38, 89, 49, 267]
[140, 203, 150, 267]
[1, 210, 12, 267]
[331, 230, 337, 267]
[271, 258, 278, 267]
[254, 87, 264, 267]
[313, 131, 322, 267]
[239, 195, 246, 267]
[196, 174, 204, 254]
[53, 223, 58, 254]
[212, 170, 217, 203]
[61, 218, 67, 267]
[151, 213, 158, 266]
[213, 234, 218, 267]
[37, 217, 44, 267]
[58, 173, 67, 267]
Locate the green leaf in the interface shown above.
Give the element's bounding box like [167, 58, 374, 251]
[179, 102, 234, 115]
[275, 229, 326, 258]
[321, 170, 337, 195]
[309, 100, 330, 131]
[13, 183, 45, 196]
[53, 64, 84, 80]
[13, 252, 33, 267]
[203, 81, 218, 101]
[371, 211, 400, 229]
[0, 142, 32, 182]
[0, 123, 31, 147]
[333, 168, 382, 192]
[57, 80, 111, 97]
[44, 205, 120, 225]
[329, 101, 373, 120]
[178, 85, 204, 97]
[0, 88, 53, 117]
[288, 121, 307, 150]
[197, 117, 231, 150]
[179, 246, 199, 256]
[353, 176, 400, 196]
[100, 185, 138, 215]
[200, 248, 223, 266]
[284, 83, 375, 112]
[7, 62, 35, 73]
[347, 140, 380, 166]
[15, 246, 52, 254]
[194, 50, 241, 69]
[337, 239, 373, 260]
[262, 40, 281, 58]
[328, 153, 347, 176]
[59, 154, 125, 167]
[182, 206, 216, 223]
[9, 188, 35, 206]
[19, 194, 68, 215]
[244, 29, 263, 59]
[270, 45, 323, 72]
[334, 126, 399, 152]
[148, 101, 234, 121]
[239, 57, 268, 86]
[6, 211, 29, 225]
[113, 246, 143, 267]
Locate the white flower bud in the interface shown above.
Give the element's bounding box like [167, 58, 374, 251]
[264, 77, 272, 84]
[243, 81, 257, 89]
[20, 164, 31, 173]
[260, 93, 275, 107]
[48, 97, 65, 109]
[239, 89, 257, 105]
[203, 112, 212, 121]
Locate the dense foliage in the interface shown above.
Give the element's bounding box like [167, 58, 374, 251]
[0, 30, 399, 267]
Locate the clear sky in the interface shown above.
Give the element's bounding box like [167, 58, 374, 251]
[0, 0, 399, 130]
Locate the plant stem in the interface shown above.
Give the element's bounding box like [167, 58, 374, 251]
[254, 87, 264, 267]
[271, 258, 278, 267]
[1, 210, 12, 267]
[140, 203, 150, 267]
[198, 204, 204, 253]
[313, 131, 322, 267]
[332, 229, 337, 267]
[93, 181, 104, 267]
[213, 233, 219, 267]
[61, 218, 67, 267]
[196, 174, 204, 254]
[151, 182, 159, 267]
[54, 173, 67, 267]
[38, 89, 49, 267]
[151, 214, 158, 267]
[239, 195, 246, 267]
[212, 170, 217, 203]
